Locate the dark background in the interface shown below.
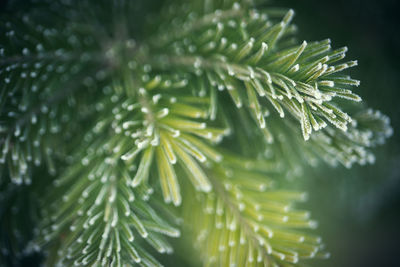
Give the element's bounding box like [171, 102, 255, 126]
[1, 0, 399, 266]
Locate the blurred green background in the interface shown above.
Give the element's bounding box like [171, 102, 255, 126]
[1, 0, 399, 266]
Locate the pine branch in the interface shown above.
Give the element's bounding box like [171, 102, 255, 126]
[32, 75, 230, 265]
[36, 143, 181, 266]
[0, 1, 393, 266]
[147, 2, 392, 168]
[0, 12, 109, 184]
[83, 75, 230, 204]
[183, 156, 329, 266]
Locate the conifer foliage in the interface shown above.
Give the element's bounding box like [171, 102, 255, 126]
[0, 0, 392, 266]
